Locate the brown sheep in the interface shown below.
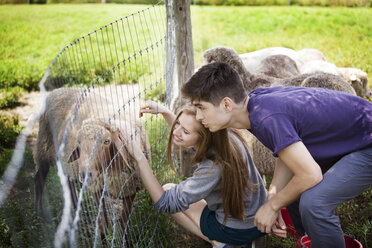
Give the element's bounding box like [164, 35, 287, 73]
[34, 87, 150, 235]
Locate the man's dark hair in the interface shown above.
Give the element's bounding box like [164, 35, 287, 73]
[181, 62, 247, 106]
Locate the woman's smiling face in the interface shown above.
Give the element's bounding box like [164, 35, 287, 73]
[172, 113, 201, 149]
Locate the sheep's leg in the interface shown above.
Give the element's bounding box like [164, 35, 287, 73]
[68, 179, 78, 209]
[34, 160, 50, 216]
[120, 194, 136, 246]
[93, 191, 109, 241]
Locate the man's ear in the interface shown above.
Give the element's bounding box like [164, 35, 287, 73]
[221, 97, 233, 112]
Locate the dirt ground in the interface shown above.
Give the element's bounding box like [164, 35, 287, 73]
[1, 91, 43, 141]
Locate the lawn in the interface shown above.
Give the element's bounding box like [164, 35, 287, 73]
[0, 4, 371, 91]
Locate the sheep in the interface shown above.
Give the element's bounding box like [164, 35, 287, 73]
[239, 47, 327, 73]
[272, 72, 357, 96]
[203, 46, 290, 92]
[299, 60, 370, 98]
[296, 48, 327, 65]
[338, 67, 371, 99]
[34, 87, 150, 234]
[203, 46, 254, 90]
[239, 47, 301, 71]
[300, 60, 341, 76]
[259, 54, 299, 78]
[202, 46, 356, 95]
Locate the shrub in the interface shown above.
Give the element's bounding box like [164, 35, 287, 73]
[0, 87, 25, 109]
[0, 114, 23, 149]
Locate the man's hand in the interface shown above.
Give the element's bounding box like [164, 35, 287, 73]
[254, 201, 279, 234]
[271, 212, 287, 238]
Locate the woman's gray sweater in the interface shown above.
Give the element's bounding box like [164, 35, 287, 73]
[154, 134, 267, 229]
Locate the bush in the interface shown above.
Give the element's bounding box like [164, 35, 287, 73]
[0, 87, 25, 109]
[0, 114, 23, 149]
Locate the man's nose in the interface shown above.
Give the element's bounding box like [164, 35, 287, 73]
[195, 109, 203, 121]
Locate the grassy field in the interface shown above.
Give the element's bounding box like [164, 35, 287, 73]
[0, 4, 371, 248]
[0, 4, 371, 92]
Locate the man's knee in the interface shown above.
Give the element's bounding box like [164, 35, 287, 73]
[299, 190, 317, 218]
[300, 188, 338, 220]
[299, 188, 331, 219]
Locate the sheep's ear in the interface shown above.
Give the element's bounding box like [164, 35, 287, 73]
[111, 129, 135, 171]
[68, 146, 80, 163]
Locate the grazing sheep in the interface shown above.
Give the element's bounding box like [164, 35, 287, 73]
[272, 72, 357, 96]
[239, 47, 301, 71]
[338, 67, 371, 99]
[34, 87, 150, 233]
[300, 60, 341, 76]
[296, 48, 327, 65]
[203, 46, 293, 92]
[299, 61, 370, 98]
[239, 47, 327, 72]
[203, 46, 254, 92]
[201, 46, 357, 179]
[254, 54, 300, 79]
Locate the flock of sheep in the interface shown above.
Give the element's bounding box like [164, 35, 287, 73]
[32, 46, 371, 239]
[201, 46, 371, 181]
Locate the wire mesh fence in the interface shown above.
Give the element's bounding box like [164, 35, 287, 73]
[0, 1, 188, 247]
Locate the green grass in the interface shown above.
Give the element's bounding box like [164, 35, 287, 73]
[0, 4, 162, 91]
[191, 5, 372, 86]
[1, 5, 371, 92]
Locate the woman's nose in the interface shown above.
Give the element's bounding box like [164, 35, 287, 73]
[173, 126, 181, 136]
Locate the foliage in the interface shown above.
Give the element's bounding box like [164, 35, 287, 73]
[0, 114, 22, 149]
[0, 148, 48, 248]
[336, 188, 372, 247]
[0, 86, 25, 109]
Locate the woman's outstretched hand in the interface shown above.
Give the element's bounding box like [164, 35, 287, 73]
[118, 131, 146, 163]
[139, 100, 168, 117]
[139, 100, 176, 126]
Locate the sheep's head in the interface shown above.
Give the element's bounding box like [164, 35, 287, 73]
[67, 118, 143, 197]
[202, 46, 252, 92]
[339, 68, 371, 99]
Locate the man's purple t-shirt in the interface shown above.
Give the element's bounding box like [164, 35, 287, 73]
[248, 87, 372, 168]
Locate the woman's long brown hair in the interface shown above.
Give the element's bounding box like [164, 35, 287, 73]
[167, 107, 252, 225]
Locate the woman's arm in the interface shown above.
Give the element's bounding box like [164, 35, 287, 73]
[134, 152, 164, 203]
[139, 100, 176, 126]
[120, 131, 164, 203]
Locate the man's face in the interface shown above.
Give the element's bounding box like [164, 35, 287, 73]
[193, 99, 230, 132]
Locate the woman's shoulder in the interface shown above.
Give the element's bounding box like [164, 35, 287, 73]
[228, 129, 249, 149]
[193, 159, 220, 176]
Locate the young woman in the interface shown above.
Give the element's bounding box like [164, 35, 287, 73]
[122, 101, 284, 247]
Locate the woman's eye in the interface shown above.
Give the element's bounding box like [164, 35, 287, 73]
[183, 130, 189, 135]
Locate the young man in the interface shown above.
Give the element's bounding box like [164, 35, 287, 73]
[181, 62, 372, 248]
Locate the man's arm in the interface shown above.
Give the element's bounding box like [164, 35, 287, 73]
[254, 141, 323, 233]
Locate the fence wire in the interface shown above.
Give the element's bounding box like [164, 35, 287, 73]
[0, 1, 186, 247]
